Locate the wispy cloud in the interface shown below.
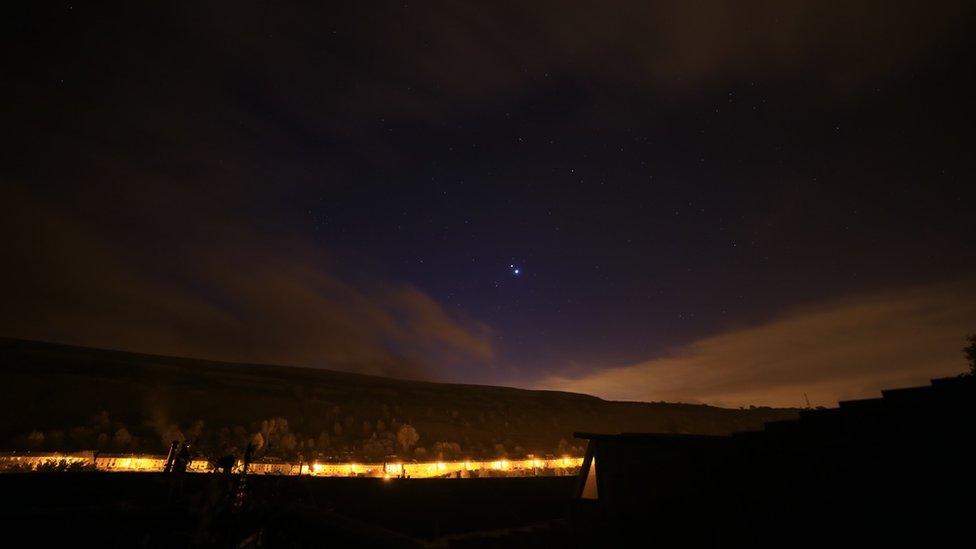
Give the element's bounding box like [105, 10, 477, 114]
[0, 187, 493, 380]
[535, 281, 976, 407]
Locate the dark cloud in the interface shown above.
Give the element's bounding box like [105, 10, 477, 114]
[180, 1, 975, 94]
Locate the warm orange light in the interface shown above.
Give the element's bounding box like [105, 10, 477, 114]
[0, 452, 582, 477]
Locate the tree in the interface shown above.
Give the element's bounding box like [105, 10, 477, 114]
[397, 424, 419, 452]
[113, 427, 133, 449]
[316, 431, 331, 451]
[494, 443, 507, 458]
[965, 333, 976, 374]
[279, 433, 298, 454]
[556, 438, 570, 455]
[432, 441, 462, 460]
[160, 424, 185, 448]
[363, 438, 392, 460]
[26, 431, 45, 448]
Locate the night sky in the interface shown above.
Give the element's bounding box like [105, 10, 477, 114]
[3, 2, 975, 407]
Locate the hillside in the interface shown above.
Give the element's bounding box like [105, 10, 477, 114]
[0, 338, 796, 461]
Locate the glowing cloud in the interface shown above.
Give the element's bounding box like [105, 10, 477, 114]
[536, 281, 976, 408]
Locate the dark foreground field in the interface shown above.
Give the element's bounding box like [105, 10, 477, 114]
[0, 473, 578, 547]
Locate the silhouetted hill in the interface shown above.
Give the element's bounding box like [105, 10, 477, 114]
[0, 338, 796, 460]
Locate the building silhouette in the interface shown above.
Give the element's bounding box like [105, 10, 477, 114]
[573, 375, 974, 547]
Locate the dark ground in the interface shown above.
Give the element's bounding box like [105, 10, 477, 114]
[0, 472, 579, 547]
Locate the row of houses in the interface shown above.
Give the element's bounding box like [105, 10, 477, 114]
[0, 451, 582, 478]
[0, 451, 211, 472]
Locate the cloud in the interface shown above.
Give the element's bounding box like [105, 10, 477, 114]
[190, 0, 971, 101]
[535, 281, 976, 407]
[0, 186, 493, 380]
[384, 286, 494, 365]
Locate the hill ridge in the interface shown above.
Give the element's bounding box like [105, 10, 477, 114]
[0, 337, 797, 460]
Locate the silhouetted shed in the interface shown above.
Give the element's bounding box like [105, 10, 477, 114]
[573, 432, 731, 523]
